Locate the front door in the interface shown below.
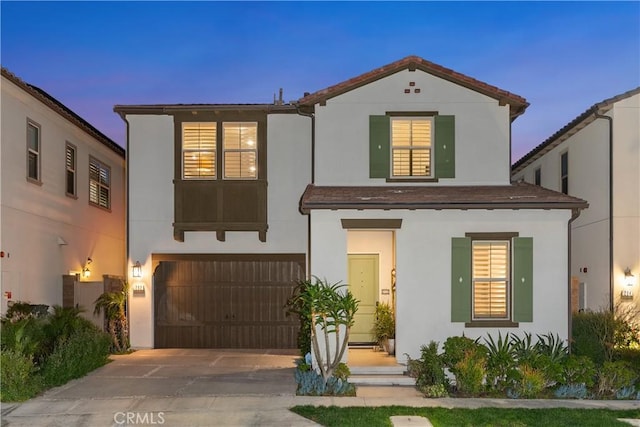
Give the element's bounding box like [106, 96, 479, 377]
[348, 254, 379, 343]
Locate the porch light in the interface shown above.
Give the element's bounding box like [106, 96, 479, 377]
[132, 261, 142, 278]
[82, 257, 92, 278]
[624, 268, 636, 287]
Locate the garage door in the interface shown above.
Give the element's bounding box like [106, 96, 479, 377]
[153, 254, 305, 348]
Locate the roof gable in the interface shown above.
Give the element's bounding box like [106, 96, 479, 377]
[1, 67, 125, 158]
[298, 55, 529, 120]
[512, 86, 640, 173]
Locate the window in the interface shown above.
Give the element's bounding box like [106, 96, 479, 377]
[27, 121, 41, 182]
[89, 156, 110, 209]
[391, 118, 432, 177]
[534, 167, 541, 186]
[65, 143, 77, 197]
[182, 122, 216, 179]
[223, 122, 257, 179]
[369, 114, 455, 180]
[451, 234, 533, 325]
[560, 152, 568, 194]
[472, 240, 509, 319]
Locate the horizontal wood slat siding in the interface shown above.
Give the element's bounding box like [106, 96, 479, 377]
[154, 257, 304, 348]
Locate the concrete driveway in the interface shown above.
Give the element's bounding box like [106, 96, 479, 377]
[2, 348, 324, 427]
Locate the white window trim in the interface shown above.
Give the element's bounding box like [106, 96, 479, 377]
[471, 239, 511, 321]
[390, 116, 434, 178]
[89, 156, 111, 210]
[182, 122, 217, 180]
[26, 119, 41, 183]
[222, 121, 258, 180]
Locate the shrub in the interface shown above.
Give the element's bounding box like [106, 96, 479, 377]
[484, 332, 516, 392]
[511, 332, 539, 366]
[407, 341, 447, 388]
[571, 308, 636, 365]
[0, 348, 42, 401]
[509, 364, 546, 398]
[560, 355, 596, 388]
[613, 347, 640, 377]
[0, 317, 46, 359]
[535, 332, 568, 364]
[293, 360, 355, 396]
[442, 336, 483, 370]
[454, 349, 486, 396]
[596, 361, 637, 398]
[40, 326, 110, 387]
[554, 383, 589, 399]
[4, 302, 49, 321]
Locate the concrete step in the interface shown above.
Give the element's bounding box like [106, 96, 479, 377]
[349, 365, 407, 375]
[350, 374, 416, 386]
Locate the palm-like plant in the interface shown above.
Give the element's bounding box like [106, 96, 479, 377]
[94, 281, 129, 353]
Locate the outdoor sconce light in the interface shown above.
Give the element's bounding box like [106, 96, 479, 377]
[82, 257, 92, 279]
[132, 261, 142, 278]
[624, 268, 636, 287]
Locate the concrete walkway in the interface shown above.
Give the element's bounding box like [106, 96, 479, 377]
[1, 349, 639, 427]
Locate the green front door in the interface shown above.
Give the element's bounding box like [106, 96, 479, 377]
[348, 254, 379, 343]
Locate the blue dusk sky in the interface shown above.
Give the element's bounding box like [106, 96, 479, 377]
[2, 1, 639, 162]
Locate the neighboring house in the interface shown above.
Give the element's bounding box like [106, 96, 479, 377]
[512, 88, 640, 317]
[1, 68, 126, 317]
[116, 56, 587, 359]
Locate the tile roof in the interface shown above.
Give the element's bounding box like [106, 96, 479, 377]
[297, 55, 529, 120]
[300, 181, 587, 213]
[512, 87, 640, 173]
[1, 67, 125, 158]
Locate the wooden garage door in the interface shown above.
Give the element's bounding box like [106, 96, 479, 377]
[153, 254, 305, 348]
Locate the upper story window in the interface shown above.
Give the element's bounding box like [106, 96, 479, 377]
[560, 151, 568, 194]
[27, 120, 41, 183]
[89, 156, 110, 209]
[534, 167, 541, 186]
[369, 114, 454, 181]
[65, 143, 77, 197]
[182, 122, 216, 179]
[391, 117, 432, 177]
[223, 122, 258, 179]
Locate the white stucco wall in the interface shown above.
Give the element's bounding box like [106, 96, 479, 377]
[514, 92, 639, 313]
[310, 208, 572, 361]
[1, 76, 126, 315]
[313, 69, 512, 186]
[125, 112, 311, 348]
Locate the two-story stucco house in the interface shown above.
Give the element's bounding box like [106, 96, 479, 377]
[1, 68, 126, 316]
[116, 56, 587, 359]
[512, 88, 639, 317]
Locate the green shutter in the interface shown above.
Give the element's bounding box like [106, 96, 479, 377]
[513, 237, 533, 322]
[369, 115, 390, 178]
[451, 237, 472, 322]
[435, 115, 455, 178]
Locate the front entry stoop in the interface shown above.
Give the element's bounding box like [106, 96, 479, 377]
[349, 365, 416, 386]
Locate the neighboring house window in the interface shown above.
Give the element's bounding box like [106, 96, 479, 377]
[65, 143, 77, 197]
[182, 122, 216, 179]
[89, 156, 110, 209]
[391, 117, 432, 177]
[451, 234, 533, 325]
[223, 122, 257, 179]
[560, 152, 568, 194]
[369, 114, 455, 180]
[534, 167, 541, 186]
[27, 120, 41, 182]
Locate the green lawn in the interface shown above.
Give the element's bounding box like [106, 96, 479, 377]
[290, 406, 640, 427]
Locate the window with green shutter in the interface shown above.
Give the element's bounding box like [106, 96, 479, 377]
[451, 234, 533, 326]
[369, 114, 455, 180]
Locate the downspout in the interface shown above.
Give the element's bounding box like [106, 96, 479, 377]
[594, 112, 614, 312]
[567, 207, 583, 354]
[295, 103, 315, 278]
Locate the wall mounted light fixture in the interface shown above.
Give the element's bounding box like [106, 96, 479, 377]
[82, 257, 92, 279]
[624, 268, 636, 287]
[132, 261, 142, 278]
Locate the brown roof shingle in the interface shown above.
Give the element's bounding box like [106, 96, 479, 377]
[300, 181, 587, 213]
[298, 56, 529, 120]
